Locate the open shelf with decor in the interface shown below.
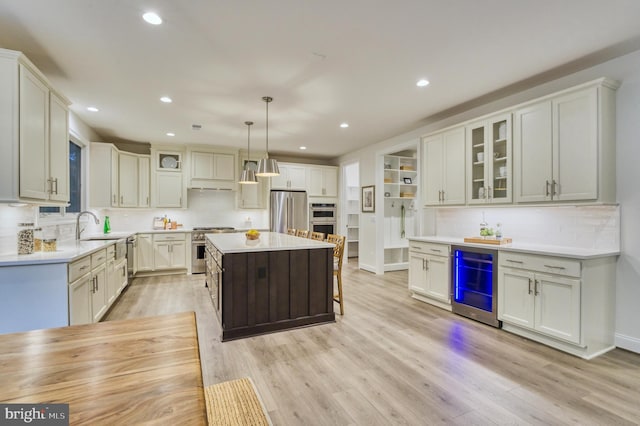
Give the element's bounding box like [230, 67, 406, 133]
[382, 151, 418, 271]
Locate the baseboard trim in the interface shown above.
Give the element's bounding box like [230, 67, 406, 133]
[359, 264, 378, 274]
[615, 333, 640, 354]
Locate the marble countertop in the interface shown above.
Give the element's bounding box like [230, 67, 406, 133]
[207, 232, 334, 254]
[408, 236, 619, 260]
[0, 239, 118, 267]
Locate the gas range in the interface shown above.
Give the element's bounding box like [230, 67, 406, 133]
[192, 227, 236, 241]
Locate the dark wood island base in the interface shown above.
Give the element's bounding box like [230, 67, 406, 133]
[218, 245, 335, 341]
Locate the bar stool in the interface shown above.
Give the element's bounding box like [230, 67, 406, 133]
[310, 231, 325, 241]
[287, 228, 296, 235]
[296, 229, 309, 238]
[327, 234, 346, 315]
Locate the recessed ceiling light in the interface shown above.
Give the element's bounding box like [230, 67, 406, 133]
[142, 12, 162, 25]
[416, 79, 430, 87]
[166, 132, 175, 137]
[340, 123, 349, 128]
[299, 146, 307, 150]
[87, 106, 99, 112]
[160, 96, 172, 103]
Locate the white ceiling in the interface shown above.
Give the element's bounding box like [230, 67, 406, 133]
[1, 1, 640, 160]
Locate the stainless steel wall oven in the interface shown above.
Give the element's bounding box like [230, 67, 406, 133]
[309, 203, 337, 236]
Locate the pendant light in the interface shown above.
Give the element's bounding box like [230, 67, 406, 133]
[239, 121, 258, 184]
[256, 96, 280, 177]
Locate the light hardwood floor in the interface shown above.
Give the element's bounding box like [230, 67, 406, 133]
[105, 259, 640, 425]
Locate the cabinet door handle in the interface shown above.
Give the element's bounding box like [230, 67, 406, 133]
[79, 265, 88, 271]
[506, 259, 523, 264]
[552, 180, 558, 197]
[528, 278, 533, 295]
[543, 264, 566, 270]
[534, 279, 540, 296]
[422, 259, 426, 270]
[146, 196, 149, 205]
[113, 194, 116, 204]
[425, 259, 429, 270]
[430, 248, 441, 253]
[545, 180, 551, 197]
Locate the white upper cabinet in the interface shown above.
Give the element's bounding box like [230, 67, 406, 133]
[151, 147, 185, 208]
[90, 143, 119, 207]
[90, 144, 150, 208]
[155, 171, 183, 208]
[270, 163, 308, 191]
[138, 155, 150, 207]
[19, 65, 49, 201]
[118, 152, 139, 207]
[514, 80, 618, 203]
[466, 113, 512, 204]
[187, 149, 236, 190]
[308, 166, 338, 197]
[48, 92, 70, 202]
[422, 126, 465, 206]
[0, 50, 71, 204]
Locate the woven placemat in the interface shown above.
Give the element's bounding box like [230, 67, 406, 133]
[205, 377, 272, 426]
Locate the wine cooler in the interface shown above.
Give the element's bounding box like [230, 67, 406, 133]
[451, 246, 501, 328]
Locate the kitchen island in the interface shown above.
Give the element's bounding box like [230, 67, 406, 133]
[206, 232, 335, 341]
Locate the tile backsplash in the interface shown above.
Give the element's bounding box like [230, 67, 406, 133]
[429, 205, 620, 250]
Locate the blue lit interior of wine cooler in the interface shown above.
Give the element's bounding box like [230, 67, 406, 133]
[453, 249, 493, 312]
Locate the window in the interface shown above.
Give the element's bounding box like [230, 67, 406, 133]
[40, 141, 82, 214]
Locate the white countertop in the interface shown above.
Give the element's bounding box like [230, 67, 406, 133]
[408, 236, 619, 259]
[207, 232, 334, 254]
[0, 240, 118, 267]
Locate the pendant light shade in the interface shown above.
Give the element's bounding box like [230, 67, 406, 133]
[239, 121, 258, 184]
[256, 96, 280, 177]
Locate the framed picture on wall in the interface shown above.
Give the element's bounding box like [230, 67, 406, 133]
[361, 185, 375, 213]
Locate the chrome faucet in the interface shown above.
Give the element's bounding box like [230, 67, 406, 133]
[76, 211, 100, 240]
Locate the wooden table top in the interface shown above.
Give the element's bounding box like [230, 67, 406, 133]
[0, 312, 207, 425]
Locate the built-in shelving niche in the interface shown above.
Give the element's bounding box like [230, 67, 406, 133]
[383, 150, 418, 271]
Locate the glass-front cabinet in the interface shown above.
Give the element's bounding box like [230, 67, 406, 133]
[466, 113, 511, 204]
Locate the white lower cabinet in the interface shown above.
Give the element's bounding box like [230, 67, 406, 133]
[498, 251, 616, 359]
[408, 241, 451, 309]
[153, 233, 186, 270]
[68, 247, 111, 325]
[135, 234, 154, 272]
[115, 258, 128, 294]
[500, 267, 580, 344]
[68, 273, 92, 326]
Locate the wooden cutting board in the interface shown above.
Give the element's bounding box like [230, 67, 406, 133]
[463, 237, 512, 245]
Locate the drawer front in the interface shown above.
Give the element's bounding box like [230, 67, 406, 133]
[106, 244, 115, 259]
[91, 249, 108, 268]
[409, 241, 449, 257]
[500, 252, 581, 278]
[153, 233, 186, 242]
[68, 256, 91, 283]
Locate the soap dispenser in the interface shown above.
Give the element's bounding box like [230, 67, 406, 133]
[103, 216, 111, 234]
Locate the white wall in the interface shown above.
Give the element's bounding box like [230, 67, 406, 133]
[338, 49, 640, 353]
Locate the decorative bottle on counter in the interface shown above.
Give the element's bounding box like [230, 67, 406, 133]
[495, 223, 502, 240]
[103, 216, 111, 234]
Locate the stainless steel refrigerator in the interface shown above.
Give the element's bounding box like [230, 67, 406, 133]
[270, 190, 308, 233]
